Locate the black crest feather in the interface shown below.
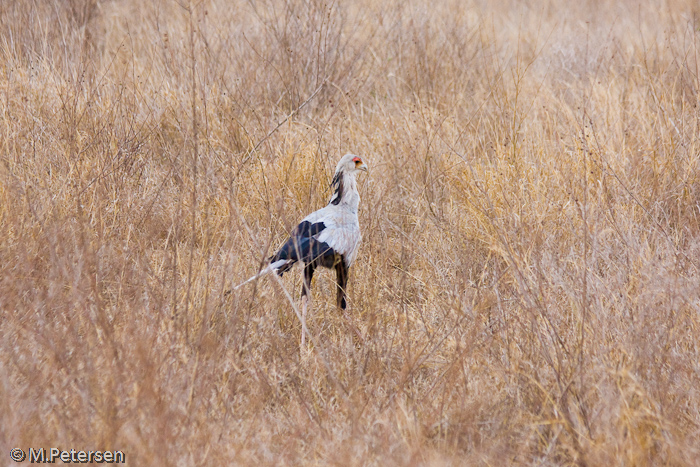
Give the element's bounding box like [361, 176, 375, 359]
[330, 171, 344, 205]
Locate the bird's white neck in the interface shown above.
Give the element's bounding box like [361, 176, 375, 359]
[328, 170, 360, 213]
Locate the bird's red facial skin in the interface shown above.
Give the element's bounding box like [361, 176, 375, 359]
[352, 157, 362, 163]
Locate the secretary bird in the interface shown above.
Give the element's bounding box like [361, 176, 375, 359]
[234, 153, 368, 346]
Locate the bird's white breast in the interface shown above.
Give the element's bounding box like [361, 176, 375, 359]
[303, 205, 362, 267]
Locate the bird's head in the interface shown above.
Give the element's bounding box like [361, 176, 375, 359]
[335, 153, 368, 175]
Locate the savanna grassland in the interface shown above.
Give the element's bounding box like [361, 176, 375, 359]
[1, 0, 700, 465]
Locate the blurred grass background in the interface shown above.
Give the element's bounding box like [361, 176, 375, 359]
[1, 0, 699, 464]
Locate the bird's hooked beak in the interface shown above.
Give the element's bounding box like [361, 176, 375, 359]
[352, 156, 368, 172]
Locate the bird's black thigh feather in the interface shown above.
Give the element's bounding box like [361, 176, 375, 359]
[303, 263, 315, 297]
[335, 259, 348, 309]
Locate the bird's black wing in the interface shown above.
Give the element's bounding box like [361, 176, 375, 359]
[269, 220, 333, 274]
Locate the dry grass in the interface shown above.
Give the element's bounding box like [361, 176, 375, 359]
[2, 0, 700, 465]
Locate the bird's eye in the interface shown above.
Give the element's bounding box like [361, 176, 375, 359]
[352, 157, 362, 165]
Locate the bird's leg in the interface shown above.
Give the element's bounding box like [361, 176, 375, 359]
[301, 295, 308, 347]
[301, 264, 315, 347]
[335, 258, 348, 310]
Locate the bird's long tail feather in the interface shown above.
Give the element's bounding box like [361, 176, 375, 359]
[231, 259, 288, 291]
